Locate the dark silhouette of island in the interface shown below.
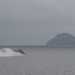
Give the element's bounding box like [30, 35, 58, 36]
[46, 33, 75, 46]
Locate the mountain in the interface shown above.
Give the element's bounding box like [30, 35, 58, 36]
[46, 33, 75, 46]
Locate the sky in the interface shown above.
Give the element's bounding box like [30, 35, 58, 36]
[0, 0, 75, 45]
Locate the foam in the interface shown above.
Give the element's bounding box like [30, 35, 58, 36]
[0, 48, 24, 57]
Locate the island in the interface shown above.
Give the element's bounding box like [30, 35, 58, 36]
[46, 33, 75, 46]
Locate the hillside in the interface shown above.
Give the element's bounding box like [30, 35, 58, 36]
[46, 33, 75, 46]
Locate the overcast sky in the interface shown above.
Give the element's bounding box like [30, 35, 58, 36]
[0, 0, 75, 45]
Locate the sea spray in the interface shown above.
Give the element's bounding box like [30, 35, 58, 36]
[0, 48, 24, 57]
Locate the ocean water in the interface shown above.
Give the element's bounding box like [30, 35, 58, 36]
[0, 46, 75, 75]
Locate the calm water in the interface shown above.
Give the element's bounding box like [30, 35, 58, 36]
[0, 46, 75, 75]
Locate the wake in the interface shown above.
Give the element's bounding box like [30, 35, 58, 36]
[0, 48, 24, 57]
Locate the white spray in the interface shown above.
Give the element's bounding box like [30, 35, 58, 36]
[0, 48, 24, 57]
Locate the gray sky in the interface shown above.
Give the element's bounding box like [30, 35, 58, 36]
[0, 0, 75, 45]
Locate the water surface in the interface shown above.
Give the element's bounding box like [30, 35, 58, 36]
[0, 46, 75, 75]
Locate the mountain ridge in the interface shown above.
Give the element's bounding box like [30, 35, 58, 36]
[46, 33, 75, 46]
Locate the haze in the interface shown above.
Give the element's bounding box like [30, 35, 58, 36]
[0, 0, 75, 45]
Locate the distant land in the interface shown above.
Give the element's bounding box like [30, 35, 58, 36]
[46, 33, 75, 46]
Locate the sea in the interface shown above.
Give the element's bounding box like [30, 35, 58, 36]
[0, 46, 75, 75]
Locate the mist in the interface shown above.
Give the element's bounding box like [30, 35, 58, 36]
[0, 0, 75, 45]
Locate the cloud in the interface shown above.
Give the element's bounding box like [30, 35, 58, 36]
[0, 0, 75, 45]
[0, 0, 64, 24]
[58, 0, 75, 25]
